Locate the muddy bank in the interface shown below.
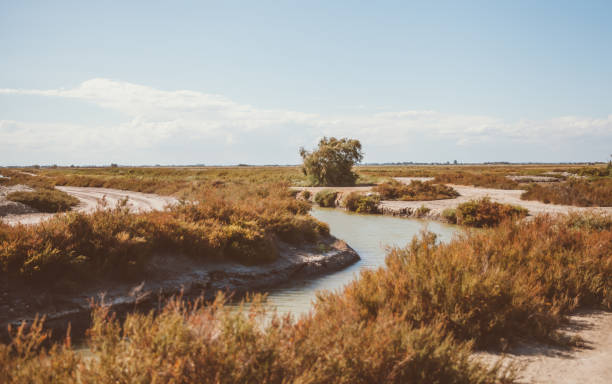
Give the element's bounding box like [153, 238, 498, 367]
[476, 310, 612, 384]
[1, 186, 179, 225]
[0, 235, 359, 341]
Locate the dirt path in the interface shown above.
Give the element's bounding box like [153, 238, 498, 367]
[477, 310, 612, 384]
[1, 186, 178, 225]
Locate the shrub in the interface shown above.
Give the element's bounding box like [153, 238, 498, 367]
[456, 198, 528, 227]
[415, 205, 431, 217]
[521, 178, 612, 207]
[442, 208, 457, 224]
[314, 190, 338, 207]
[300, 137, 363, 186]
[6, 188, 80, 212]
[374, 180, 459, 201]
[343, 192, 380, 213]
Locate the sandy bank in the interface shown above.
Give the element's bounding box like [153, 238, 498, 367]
[0, 236, 360, 341]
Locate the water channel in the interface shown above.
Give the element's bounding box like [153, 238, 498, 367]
[257, 207, 459, 316]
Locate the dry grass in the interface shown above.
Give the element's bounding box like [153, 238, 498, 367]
[521, 178, 612, 207]
[374, 179, 459, 200]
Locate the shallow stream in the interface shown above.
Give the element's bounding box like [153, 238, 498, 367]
[256, 207, 458, 316]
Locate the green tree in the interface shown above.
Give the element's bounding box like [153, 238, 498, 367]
[300, 137, 363, 186]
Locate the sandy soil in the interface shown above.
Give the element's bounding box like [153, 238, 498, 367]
[1, 186, 178, 225]
[477, 310, 612, 384]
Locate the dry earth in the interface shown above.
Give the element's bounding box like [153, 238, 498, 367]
[477, 310, 612, 384]
[0, 186, 178, 225]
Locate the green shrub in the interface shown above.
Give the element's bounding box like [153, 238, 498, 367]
[456, 198, 528, 227]
[343, 192, 380, 213]
[415, 205, 431, 217]
[6, 188, 80, 212]
[314, 189, 338, 207]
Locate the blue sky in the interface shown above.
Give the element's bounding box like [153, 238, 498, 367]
[1, 1, 611, 165]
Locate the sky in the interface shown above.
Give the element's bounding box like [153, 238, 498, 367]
[1, 0, 611, 165]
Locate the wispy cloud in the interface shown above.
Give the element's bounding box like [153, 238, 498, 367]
[1, 78, 611, 164]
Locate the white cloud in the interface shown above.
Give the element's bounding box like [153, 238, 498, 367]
[1, 78, 611, 164]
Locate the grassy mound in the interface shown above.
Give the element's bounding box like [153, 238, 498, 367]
[374, 180, 459, 201]
[6, 188, 80, 213]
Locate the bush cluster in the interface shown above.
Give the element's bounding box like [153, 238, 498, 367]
[6, 188, 80, 213]
[446, 198, 528, 227]
[314, 189, 338, 207]
[342, 192, 380, 213]
[373, 180, 459, 201]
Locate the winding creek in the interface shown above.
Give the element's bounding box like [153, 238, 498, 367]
[254, 207, 459, 316]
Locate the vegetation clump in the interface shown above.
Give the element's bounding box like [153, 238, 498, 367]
[0, 183, 328, 285]
[314, 189, 338, 207]
[374, 179, 459, 200]
[521, 178, 612, 207]
[451, 198, 528, 227]
[6, 188, 80, 213]
[343, 192, 380, 213]
[300, 137, 363, 186]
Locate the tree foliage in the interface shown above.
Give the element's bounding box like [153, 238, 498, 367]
[300, 137, 363, 186]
